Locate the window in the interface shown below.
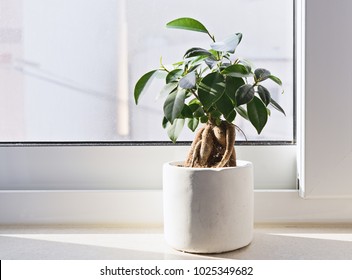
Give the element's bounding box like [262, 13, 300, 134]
[0, 0, 294, 142]
[0, 0, 296, 194]
[4, 0, 332, 225]
[1, 0, 352, 226]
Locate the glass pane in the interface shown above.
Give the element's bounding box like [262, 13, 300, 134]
[0, 0, 293, 142]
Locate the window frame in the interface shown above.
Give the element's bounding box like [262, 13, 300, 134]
[0, 145, 296, 191]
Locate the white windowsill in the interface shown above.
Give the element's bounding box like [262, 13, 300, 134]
[2, 190, 352, 225]
[1, 224, 352, 260]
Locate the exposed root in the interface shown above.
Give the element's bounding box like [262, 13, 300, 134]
[191, 140, 202, 167]
[213, 125, 226, 147]
[216, 123, 235, 168]
[199, 124, 214, 166]
[184, 127, 205, 167]
[229, 149, 237, 166]
[185, 121, 237, 168]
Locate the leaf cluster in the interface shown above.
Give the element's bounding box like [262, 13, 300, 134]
[134, 17, 285, 142]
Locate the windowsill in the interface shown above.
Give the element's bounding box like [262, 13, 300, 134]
[1, 224, 352, 260]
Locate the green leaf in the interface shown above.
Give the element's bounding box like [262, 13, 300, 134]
[166, 118, 185, 143]
[198, 72, 226, 110]
[215, 93, 236, 123]
[172, 61, 183, 67]
[210, 33, 242, 53]
[208, 107, 222, 119]
[181, 104, 193, 118]
[179, 71, 196, 89]
[254, 68, 271, 82]
[187, 118, 199, 132]
[162, 117, 169, 129]
[134, 70, 158, 104]
[247, 96, 268, 134]
[154, 70, 168, 79]
[188, 98, 201, 106]
[166, 69, 183, 83]
[235, 84, 255, 106]
[270, 98, 286, 116]
[187, 56, 209, 69]
[188, 62, 203, 73]
[166, 17, 209, 34]
[221, 64, 252, 78]
[157, 82, 177, 100]
[226, 111, 237, 123]
[188, 99, 205, 118]
[225, 76, 245, 102]
[257, 85, 271, 106]
[235, 106, 249, 120]
[163, 88, 186, 123]
[238, 59, 254, 71]
[205, 57, 217, 69]
[184, 47, 213, 58]
[200, 115, 209, 123]
[268, 75, 282, 86]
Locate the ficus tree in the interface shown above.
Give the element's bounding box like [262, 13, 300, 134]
[134, 17, 285, 168]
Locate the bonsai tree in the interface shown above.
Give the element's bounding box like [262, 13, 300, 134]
[134, 17, 285, 168]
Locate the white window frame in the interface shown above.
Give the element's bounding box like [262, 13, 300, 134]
[2, 0, 352, 225]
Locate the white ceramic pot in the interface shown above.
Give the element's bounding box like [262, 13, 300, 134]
[163, 160, 253, 253]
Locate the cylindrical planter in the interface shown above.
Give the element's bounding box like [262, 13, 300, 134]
[163, 160, 253, 253]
